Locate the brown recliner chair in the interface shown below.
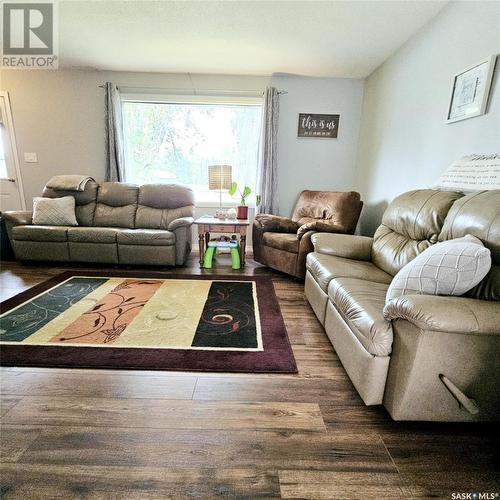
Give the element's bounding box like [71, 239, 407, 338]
[252, 190, 363, 278]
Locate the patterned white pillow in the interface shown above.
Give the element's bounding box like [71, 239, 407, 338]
[386, 235, 491, 303]
[32, 196, 78, 226]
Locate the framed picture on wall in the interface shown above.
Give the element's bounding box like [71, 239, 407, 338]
[446, 55, 497, 124]
[297, 113, 340, 138]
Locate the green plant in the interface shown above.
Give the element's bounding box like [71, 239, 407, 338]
[229, 182, 259, 206]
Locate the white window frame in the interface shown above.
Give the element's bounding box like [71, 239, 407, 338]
[120, 92, 263, 207]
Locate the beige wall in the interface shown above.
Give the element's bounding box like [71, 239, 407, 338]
[356, 2, 500, 235]
[273, 74, 364, 217]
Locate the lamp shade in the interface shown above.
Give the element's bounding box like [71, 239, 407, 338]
[208, 165, 232, 190]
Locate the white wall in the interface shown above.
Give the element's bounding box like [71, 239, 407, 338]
[272, 74, 364, 217]
[356, 2, 500, 236]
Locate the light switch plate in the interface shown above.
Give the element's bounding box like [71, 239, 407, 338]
[24, 152, 38, 163]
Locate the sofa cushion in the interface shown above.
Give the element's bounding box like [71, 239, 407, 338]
[307, 253, 392, 292]
[12, 225, 69, 242]
[135, 205, 194, 230]
[93, 182, 138, 229]
[117, 229, 175, 246]
[439, 190, 500, 301]
[386, 235, 491, 302]
[135, 184, 194, 230]
[263, 232, 299, 253]
[68, 227, 120, 244]
[291, 190, 362, 235]
[328, 277, 392, 356]
[372, 189, 463, 276]
[42, 181, 98, 226]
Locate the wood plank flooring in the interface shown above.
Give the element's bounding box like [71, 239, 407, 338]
[0, 256, 498, 499]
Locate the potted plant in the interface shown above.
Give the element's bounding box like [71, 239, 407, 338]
[228, 182, 260, 219]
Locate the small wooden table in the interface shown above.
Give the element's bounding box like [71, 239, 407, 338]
[194, 216, 250, 267]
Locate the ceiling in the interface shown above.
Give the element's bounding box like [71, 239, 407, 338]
[59, 1, 448, 78]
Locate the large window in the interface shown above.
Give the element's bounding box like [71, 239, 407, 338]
[122, 98, 262, 204]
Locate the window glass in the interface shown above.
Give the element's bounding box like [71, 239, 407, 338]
[122, 101, 262, 204]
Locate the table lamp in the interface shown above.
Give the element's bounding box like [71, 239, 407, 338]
[208, 164, 232, 209]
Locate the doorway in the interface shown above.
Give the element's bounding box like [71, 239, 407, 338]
[0, 91, 25, 211]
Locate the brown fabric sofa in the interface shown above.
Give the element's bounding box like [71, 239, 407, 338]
[305, 188, 500, 421]
[252, 190, 363, 278]
[4, 181, 194, 266]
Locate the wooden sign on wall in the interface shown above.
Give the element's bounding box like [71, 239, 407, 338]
[297, 113, 340, 138]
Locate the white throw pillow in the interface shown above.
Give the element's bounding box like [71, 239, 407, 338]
[386, 235, 491, 303]
[434, 154, 500, 191]
[32, 196, 78, 226]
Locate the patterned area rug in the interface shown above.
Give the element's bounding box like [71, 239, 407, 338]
[0, 272, 297, 373]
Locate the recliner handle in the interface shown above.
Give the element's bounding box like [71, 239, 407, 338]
[439, 374, 480, 415]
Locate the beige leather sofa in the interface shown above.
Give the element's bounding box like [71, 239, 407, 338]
[4, 181, 194, 266]
[305, 189, 500, 421]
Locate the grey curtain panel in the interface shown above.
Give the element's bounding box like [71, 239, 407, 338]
[257, 86, 279, 214]
[104, 82, 126, 182]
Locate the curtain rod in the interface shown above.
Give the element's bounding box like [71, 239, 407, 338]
[97, 84, 287, 95]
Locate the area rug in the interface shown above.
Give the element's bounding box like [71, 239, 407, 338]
[0, 271, 297, 373]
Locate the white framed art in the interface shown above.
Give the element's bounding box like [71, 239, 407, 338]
[446, 55, 497, 124]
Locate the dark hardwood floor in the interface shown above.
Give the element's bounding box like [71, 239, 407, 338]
[0, 256, 498, 499]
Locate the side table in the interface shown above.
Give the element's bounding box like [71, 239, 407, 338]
[194, 216, 250, 267]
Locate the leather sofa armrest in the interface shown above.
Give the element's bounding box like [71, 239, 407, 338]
[297, 221, 348, 239]
[3, 211, 33, 226]
[253, 214, 299, 234]
[383, 295, 500, 335]
[311, 233, 373, 261]
[168, 216, 194, 231]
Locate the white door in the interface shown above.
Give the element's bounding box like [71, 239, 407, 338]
[0, 91, 25, 212]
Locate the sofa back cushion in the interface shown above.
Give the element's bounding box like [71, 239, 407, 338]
[93, 182, 138, 228]
[135, 184, 194, 230]
[439, 190, 500, 300]
[291, 190, 362, 233]
[372, 189, 463, 276]
[42, 181, 98, 226]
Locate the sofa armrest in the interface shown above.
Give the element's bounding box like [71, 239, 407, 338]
[383, 295, 500, 335]
[167, 217, 194, 265]
[253, 214, 299, 234]
[3, 211, 33, 243]
[311, 233, 373, 261]
[3, 211, 33, 227]
[297, 220, 349, 239]
[168, 216, 194, 232]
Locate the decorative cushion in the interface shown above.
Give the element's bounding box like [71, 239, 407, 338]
[386, 235, 491, 303]
[434, 154, 500, 191]
[32, 196, 78, 226]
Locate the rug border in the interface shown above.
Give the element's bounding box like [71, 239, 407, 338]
[0, 271, 298, 374]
